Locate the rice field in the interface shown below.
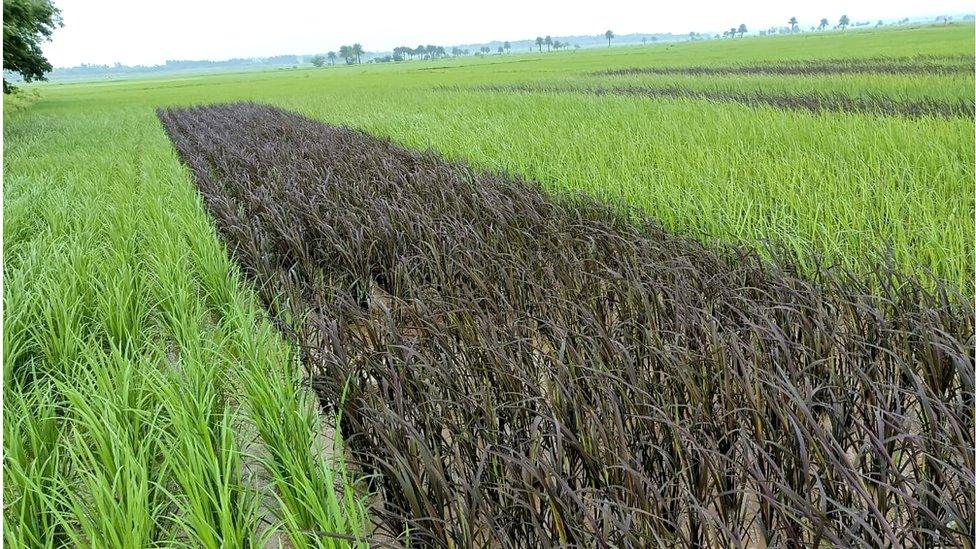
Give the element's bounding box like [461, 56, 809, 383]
[5, 23, 975, 547]
[468, 82, 973, 117]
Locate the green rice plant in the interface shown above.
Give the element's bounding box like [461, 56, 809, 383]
[327, 88, 971, 289]
[3, 102, 367, 546]
[150, 152, 371, 548]
[18, 25, 974, 287]
[595, 54, 976, 76]
[234, 346, 368, 549]
[556, 71, 975, 104]
[157, 366, 261, 549]
[3, 383, 70, 548]
[49, 352, 171, 548]
[466, 81, 974, 117]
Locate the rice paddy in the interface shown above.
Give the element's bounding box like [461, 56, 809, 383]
[469, 82, 974, 117]
[596, 54, 976, 76]
[5, 22, 975, 547]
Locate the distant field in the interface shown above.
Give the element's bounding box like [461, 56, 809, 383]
[5, 23, 974, 547]
[26, 23, 974, 287]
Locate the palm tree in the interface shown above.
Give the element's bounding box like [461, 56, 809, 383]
[838, 14, 850, 29]
[535, 36, 544, 52]
[605, 29, 614, 47]
[819, 18, 828, 30]
[544, 35, 552, 51]
[327, 51, 337, 65]
[352, 43, 364, 64]
[503, 41, 511, 53]
[338, 45, 351, 64]
[738, 24, 747, 37]
[788, 16, 798, 32]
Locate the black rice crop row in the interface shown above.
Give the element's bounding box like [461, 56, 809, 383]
[468, 84, 975, 118]
[596, 55, 976, 77]
[158, 103, 974, 547]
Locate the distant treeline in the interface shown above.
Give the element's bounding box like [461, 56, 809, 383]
[29, 15, 975, 81]
[30, 55, 304, 81]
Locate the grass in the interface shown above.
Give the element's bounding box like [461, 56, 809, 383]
[3, 107, 367, 546]
[5, 21, 974, 544]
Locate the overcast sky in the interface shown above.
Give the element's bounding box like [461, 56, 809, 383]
[43, 0, 973, 67]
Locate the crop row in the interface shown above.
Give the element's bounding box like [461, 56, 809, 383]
[578, 71, 974, 105]
[597, 55, 976, 76]
[159, 103, 974, 547]
[3, 107, 367, 546]
[468, 83, 975, 118]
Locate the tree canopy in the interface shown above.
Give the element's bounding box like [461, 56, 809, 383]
[3, 0, 62, 92]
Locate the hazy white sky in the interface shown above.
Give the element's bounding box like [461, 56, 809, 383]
[43, 0, 973, 67]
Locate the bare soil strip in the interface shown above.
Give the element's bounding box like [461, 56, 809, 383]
[472, 83, 975, 118]
[596, 55, 976, 76]
[159, 103, 974, 547]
